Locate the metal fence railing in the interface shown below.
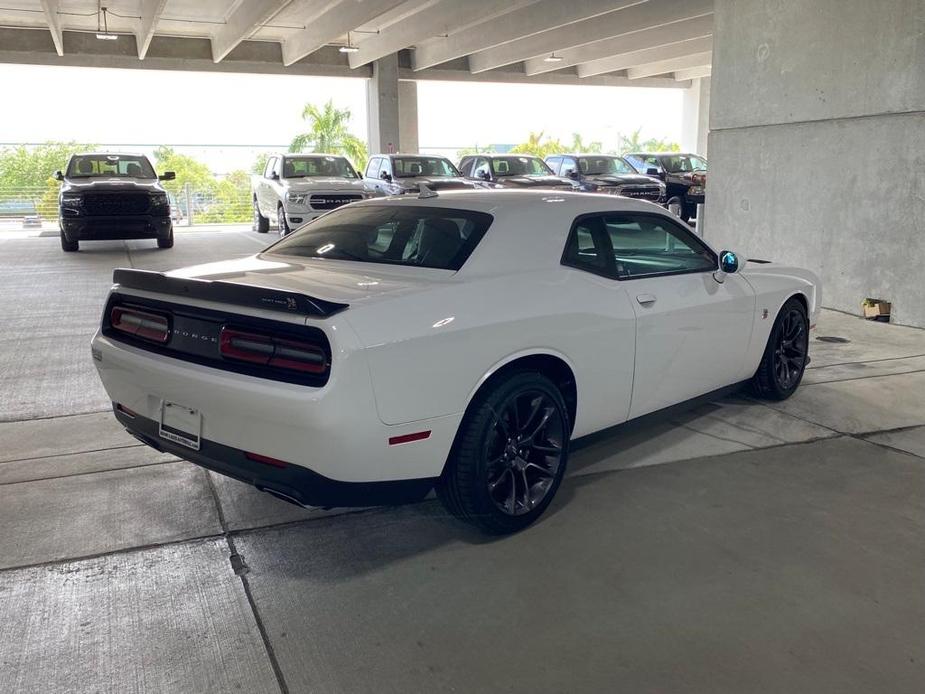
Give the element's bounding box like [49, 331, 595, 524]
[0, 181, 254, 229]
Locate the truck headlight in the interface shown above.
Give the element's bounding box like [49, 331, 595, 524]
[688, 186, 705, 196]
[61, 194, 83, 216]
[149, 193, 169, 212]
[286, 192, 307, 204]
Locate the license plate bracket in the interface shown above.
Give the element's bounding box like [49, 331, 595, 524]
[158, 401, 201, 451]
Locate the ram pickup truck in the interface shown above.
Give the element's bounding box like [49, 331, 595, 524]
[55, 152, 175, 252]
[624, 152, 707, 222]
[251, 153, 369, 235]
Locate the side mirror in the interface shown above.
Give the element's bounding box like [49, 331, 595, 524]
[477, 170, 490, 180]
[54, 170, 64, 181]
[269, 171, 279, 180]
[380, 171, 392, 182]
[714, 250, 741, 283]
[646, 167, 660, 176]
[159, 171, 176, 181]
[565, 169, 578, 179]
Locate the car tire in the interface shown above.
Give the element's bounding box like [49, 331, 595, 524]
[278, 205, 290, 236]
[253, 198, 269, 233]
[157, 228, 174, 249]
[60, 232, 78, 252]
[436, 371, 570, 535]
[752, 297, 810, 401]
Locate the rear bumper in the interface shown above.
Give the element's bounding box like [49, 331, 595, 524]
[91, 328, 461, 484]
[61, 215, 171, 240]
[115, 406, 434, 507]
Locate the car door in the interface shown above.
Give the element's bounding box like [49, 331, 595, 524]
[259, 156, 278, 213]
[600, 212, 756, 418]
[379, 157, 397, 194]
[364, 158, 382, 195]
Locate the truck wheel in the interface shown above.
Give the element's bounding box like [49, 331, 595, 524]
[157, 228, 174, 249]
[253, 198, 269, 233]
[752, 297, 809, 401]
[60, 232, 78, 252]
[436, 371, 570, 535]
[278, 205, 290, 236]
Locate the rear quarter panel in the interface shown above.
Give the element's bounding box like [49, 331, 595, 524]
[344, 268, 637, 437]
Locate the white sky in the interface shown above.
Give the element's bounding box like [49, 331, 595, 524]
[0, 63, 684, 173]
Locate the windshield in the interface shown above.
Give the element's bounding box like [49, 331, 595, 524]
[491, 157, 552, 177]
[392, 157, 460, 178]
[660, 155, 707, 173]
[66, 154, 156, 179]
[267, 204, 493, 271]
[283, 156, 358, 179]
[578, 156, 635, 175]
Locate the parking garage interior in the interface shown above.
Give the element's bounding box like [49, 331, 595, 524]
[1, 1, 924, 692]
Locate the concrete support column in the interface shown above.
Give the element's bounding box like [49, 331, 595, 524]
[398, 80, 419, 154]
[681, 77, 710, 156]
[366, 54, 418, 154]
[366, 54, 400, 154]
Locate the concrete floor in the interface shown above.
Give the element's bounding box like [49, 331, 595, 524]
[1, 228, 924, 692]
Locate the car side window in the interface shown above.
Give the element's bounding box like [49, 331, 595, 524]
[458, 158, 473, 176]
[562, 217, 611, 275]
[561, 157, 576, 175]
[365, 158, 380, 178]
[546, 157, 561, 174]
[603, 214, 716, 279]
[473, 158, 490, 179]
[380, 158, 392, 177]
[264, 156, 277, 178]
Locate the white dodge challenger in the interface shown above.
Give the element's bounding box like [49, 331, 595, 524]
[92, 189, 819, 534]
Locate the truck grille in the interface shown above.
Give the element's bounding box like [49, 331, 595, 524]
[309, 194, 363, 211]
[618, 186, 662, 201]
[84, 193, 151, 216]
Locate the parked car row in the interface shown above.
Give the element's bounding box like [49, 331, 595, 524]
[249, 150, 708, 236]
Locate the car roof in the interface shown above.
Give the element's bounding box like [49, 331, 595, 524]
[373, 153, 453, 159]
[70, 152, 149, 158]
[626, 152, 700, 158]
[549, 153, 625, 158]
[282, 153, 348, 158]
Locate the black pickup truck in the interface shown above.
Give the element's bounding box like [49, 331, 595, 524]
[56, 153, 175, 252]
[623, 152, 707, 222]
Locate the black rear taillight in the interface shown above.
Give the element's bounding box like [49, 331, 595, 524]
[110, 306, 169, 343]
[220, 327, 327, 375]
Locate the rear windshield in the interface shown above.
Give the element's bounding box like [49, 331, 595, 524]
[490, 156, 552, 177]
[284, 156, 358, 179]
[266, 204, 493, 271]
[67, 154, 156, 178]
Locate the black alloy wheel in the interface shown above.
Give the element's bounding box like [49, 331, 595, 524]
[437, 371, 570, 534]
[485, 389, 566, 516]
[773, 307, 809, 390]
[752, 297, 809, 400]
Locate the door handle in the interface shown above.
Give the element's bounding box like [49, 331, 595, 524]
[636, 294, 657, 306]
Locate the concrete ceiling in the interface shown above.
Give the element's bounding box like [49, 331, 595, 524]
[0, 0, 713, 84]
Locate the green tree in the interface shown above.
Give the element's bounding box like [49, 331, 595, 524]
[152, 146, 216, 196]
[289, 100, 368, 168]
[252, 152, 272, 174]
[456, 144, 497, 158]
[569, 133, 602, 153]
[0, 141, 95, 218]
[509, 131, 564, 159]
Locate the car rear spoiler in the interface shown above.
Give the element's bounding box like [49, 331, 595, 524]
[112, 268, 349, 318]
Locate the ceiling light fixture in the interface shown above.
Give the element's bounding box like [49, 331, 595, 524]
[95, 4, 118, 40]
[339, 31, 359, 53]
[544, 52, 564, 63]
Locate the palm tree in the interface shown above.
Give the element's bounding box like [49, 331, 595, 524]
[510, 131, 564, 159]
[618, 127, 680, 154]
[569, 133, 602, 153]
[289, 100, 368, 168]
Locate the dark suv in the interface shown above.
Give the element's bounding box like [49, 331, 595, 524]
[56, 153, 175, 252]
[546, 154, 666, 203]
[363, 154, 478, 196]
[458, 154, 577, 190]
[623, 152, 706, 222]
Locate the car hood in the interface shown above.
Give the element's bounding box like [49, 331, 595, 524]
[495, 176, 576, 189]
[282, 177, 366, 192]
[62, 177, 165, 193]
[581, 173, 662, 186]
[165, 254, 452, 307]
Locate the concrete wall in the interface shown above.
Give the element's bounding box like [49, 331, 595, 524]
[707, 0, 925, 327]
[681, 77, 711, 157]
